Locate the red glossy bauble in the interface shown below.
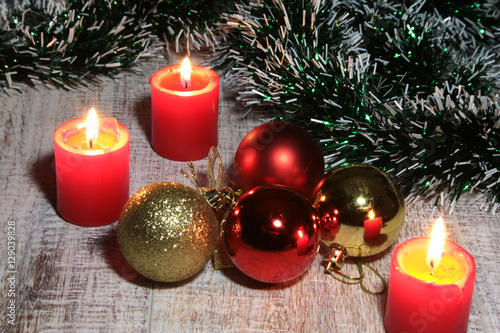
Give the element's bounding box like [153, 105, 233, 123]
[234, 121, 324, 197]
[224, 185, 321, 283]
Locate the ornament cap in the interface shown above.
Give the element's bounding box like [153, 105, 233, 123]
[323, 243, 348, 272]
[204, 188, 224, 209]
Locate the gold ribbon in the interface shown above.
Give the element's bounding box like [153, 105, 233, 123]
[207, 146, 225, 191]
[181, 147, 228, 192]
[181, 147, 240, 269]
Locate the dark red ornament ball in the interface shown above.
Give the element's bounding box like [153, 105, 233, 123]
[224, 185, 321, 283]
[234, 121, 324, 197]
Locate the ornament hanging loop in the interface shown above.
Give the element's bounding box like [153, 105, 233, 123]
[357, 259, 387, 296]
[180, 161, 204, 195]
[180, 147, 241, 270]
[323, 243, 387, 295]
[323, 243, 363, 282]
[180, 147, 241, 230]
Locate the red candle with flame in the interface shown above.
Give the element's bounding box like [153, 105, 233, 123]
[54, 108, 130, 227]
[150, 57, 219, 161]
[385, 218, 476, 333]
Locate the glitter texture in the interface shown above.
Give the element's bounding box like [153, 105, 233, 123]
[118, 182, 218, 282]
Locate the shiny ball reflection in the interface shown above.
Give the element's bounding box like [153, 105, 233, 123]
[224, 185, 321, 283]
[311, 165, 405, 257]
[234, 121, 324, 197]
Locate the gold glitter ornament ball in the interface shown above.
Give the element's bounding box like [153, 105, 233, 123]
[118, 182, 218, 282]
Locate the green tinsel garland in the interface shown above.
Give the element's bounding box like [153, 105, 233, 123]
[1, 0, 499, 211]
[0, 0, 233, 94]
[212, 0, 500, 211]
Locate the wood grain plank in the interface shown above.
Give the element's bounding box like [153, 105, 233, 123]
[0, 72, 157, 332]
[1, 56, 499, 333]
[451, 194, 500, 333]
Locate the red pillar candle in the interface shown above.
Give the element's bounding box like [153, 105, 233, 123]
[384, 218, 476, 333]
[54, 108, 130, 227]
[150, 57, 219, 161]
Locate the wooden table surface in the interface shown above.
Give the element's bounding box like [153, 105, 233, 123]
[1, 56, 499, 333]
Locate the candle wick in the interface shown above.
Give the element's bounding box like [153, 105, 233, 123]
[184, 82, 188, 89]
[89, 139, 93, 149]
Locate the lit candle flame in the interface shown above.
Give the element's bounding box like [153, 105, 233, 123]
[368, 210, 375, 220]
[273, 219, 283, 228]
[427, 217, 445, 271]
[180, 57, 191, 89]
[86, 107, 99, 148]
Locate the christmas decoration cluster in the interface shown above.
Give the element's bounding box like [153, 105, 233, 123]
[118, 126, 403, 284]
[213, 0, 500, 211]
[3, 0, 500, 210]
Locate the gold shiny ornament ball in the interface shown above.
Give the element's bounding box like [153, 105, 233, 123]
[311, 165, 405, 257]
[118, 182, 218, 282]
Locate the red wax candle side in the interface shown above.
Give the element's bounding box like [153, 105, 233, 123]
[150, 64, 219, 161]
[384, 237, 476, 333]
[54, 118, 130, 227]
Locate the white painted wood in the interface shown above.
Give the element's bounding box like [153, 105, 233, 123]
[0, 57, 498, 333]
